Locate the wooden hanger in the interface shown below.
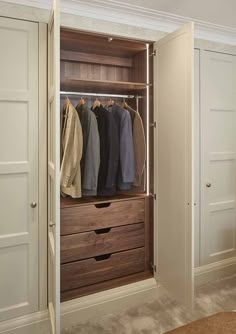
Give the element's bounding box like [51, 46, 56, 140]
[107, 99, 114, 107]
[78, 97, 85, 107]
[122, 99, 128, 109]
[92, 98, 101, 109]
[63, 97, 70, 111]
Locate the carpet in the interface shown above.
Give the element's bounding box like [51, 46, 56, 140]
[62, 274, 236, 334]
[165, 312, 236, 334]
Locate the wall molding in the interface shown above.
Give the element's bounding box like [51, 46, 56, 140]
[3, 0, 236, 44]
[0, 310, 49, 334]
[195, 256, 236, 286]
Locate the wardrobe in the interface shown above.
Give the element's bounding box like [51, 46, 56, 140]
[1, 1, 236, 334]
[59, 29, 154, 302]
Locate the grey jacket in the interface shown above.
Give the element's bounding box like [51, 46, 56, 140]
[109, 104, 135, 190]
[76, 104, 100, 196]
[60, 102, 83, 198]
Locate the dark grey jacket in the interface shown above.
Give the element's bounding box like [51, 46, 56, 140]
[76, 104, 100, 196]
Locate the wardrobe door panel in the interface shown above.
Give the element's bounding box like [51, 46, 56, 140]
[200, 51, 236, 265]
[154, 22, 194, 308]
[0, 17, 39, 321]
[48, 0, 60, 333]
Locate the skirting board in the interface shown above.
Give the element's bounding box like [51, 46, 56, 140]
[61, 278, 161, 329]
[195, 256, 236, 287]
[0, 310, 49, 334]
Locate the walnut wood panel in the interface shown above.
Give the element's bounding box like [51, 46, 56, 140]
[62, 61, 130, 83]
[61, 77, 147, 95]
[61, 50, 133, 68]
[130, 50, 147, 83]
[61, 247, 145, 292]
[61, 198, 145, 235]
[61, 271, 153, 302]
[60, 193, 147, 208]
[61, 29, 148, 58]
[61, 223, 144, 264]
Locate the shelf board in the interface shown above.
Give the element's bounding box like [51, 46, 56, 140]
[60, 193, 147, 208]
[61, 78, 148, 95]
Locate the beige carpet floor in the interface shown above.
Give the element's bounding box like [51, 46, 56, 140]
[62, 274, 236, 334]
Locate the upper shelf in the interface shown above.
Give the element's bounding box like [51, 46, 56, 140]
[61, 78, 149, 95]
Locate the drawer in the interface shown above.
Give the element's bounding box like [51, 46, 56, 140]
[61, 199, 145, 235]
[61, 247, 145, 292]
[61, 222, 145, 263]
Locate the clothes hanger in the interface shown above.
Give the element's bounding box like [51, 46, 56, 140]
[121, 98, 128, 109]
[78, 97, 85, 107]
[92, 98, 101, 109]
[107, 99, 114, 107]
[63, 96, 70, 111]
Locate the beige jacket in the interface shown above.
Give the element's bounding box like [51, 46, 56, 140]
[126, 105, 146, 187]
[60, 102, 83, 198]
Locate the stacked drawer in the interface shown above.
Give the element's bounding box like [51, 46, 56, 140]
[61, 198, 145, 300]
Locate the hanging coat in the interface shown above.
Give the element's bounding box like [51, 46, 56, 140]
[60, 102, 83, 198]
[108, 103, 135, 190]
[126, 105, 146, 187]
[76, 104, 100, 196]
[92, 105, 119, 196]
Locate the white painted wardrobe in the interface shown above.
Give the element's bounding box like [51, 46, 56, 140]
[0, 1, 236, 334]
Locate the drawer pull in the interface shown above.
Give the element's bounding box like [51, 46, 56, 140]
[94, 254, 111, 261]
[94, 202, 111, 209]
[95, 227, 111, 234]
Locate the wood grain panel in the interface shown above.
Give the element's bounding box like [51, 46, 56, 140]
[61, 247, 145, 292]
[61, 271, 152, 301]
[61, 223, 144, 263]
[61, 199, 145, 235]
[61, 50, 133, 67]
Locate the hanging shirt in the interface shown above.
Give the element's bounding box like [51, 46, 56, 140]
[107, 103, 135, 190]
[76, 104, 100, 196]
[61, 102, 83, 198]
[92, 105, 119, 196]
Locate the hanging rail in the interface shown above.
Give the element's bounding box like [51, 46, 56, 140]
[60, 91, 142, 99]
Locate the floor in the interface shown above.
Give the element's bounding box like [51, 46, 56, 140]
[62, 274, 236, 334]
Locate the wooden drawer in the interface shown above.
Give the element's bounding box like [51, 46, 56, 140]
[61, 199, 145, 235]
[61, 223, 145, 263]
[61, 247, 145, 292]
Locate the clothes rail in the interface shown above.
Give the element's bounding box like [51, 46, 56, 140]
[60, 91, 142, 99]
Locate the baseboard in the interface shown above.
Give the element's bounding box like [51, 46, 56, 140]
[61, 278, 161, 329]
[195, 256, 236, 286]
[0, 310, 49, 334]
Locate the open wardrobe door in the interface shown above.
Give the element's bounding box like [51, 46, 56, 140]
[47, 0, 60, 333]
[154, 23, 194, 308]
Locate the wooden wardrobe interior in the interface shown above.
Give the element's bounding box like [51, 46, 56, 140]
[60, 28, 154, 302]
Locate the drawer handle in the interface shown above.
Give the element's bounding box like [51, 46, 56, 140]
[95, 202, 111, 209]
[95, 228, 111, 234]
[94, 254, 111, 261]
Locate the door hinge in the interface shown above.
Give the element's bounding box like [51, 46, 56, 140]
[150, 50, 157, 56]
[150, 121, 157, 128]
[150, 263, 157, 272]
[150, 193, 157, 200]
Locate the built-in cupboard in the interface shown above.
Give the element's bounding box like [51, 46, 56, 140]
[0, 1, 236, 334]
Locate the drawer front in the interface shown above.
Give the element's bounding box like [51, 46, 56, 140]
[61, 199, 145, 235]
[61, 223, 145, 263]
[61, 247, 145, 292]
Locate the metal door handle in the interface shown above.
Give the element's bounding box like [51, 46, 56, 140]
[49, 222, 55, 227]
[31, 202, 37, 208]
[206, 183, 211, 188]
